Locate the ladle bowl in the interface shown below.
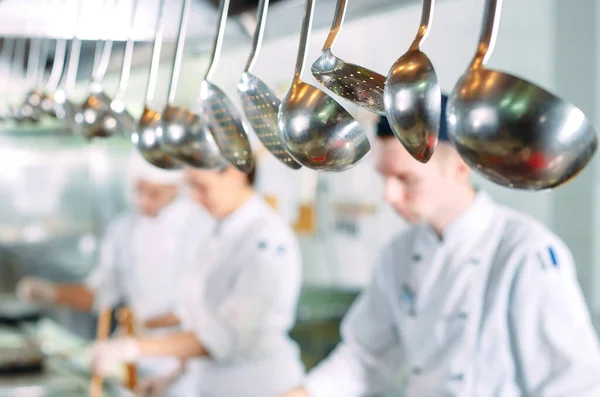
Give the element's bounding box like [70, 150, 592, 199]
[157, 104, 227, 169]
[199, 81, 254, 173]
[384, 49, 440, 163]
[23, 89, 45, 111]
[102, 99, 137, 138]
[132, 106, 184, 170]
[312, 48, 386, 114]
[74, 85, 113, 139]
[278, 80, 370, 171]
[238, 72, 301, 169]
[447, 70, 597, 190]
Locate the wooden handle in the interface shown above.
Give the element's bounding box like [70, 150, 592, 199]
[116, 308, 138, 391]
[89, 307, 112, 397]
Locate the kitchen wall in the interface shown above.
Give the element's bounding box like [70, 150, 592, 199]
[71, 0, 600, 316]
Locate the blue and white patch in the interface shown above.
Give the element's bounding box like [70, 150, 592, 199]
[537, 246, 559, 270]
[276, 244, 286, 255]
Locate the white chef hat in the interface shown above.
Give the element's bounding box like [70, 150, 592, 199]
[125, 150, 185, 186]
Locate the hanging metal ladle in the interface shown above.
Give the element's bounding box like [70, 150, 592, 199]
[238, 0, 301, 170]
[278, 0, 370, 171]
[447, 0, 597, 190]
[101, 0, 139, 137]
[131, 0, 183, 169]
[384, 0, 441, 163]
[74, 0, 115, 139]
[311, 0, 386, 114]
[0, 38, 16, 122]
[22, 39, 51, 118]
[157, 0, 230, 170]
[39, 38, 67, 116]
[16, 38, 45, 124]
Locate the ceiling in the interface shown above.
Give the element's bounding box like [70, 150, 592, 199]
[0, 0, 414, 81]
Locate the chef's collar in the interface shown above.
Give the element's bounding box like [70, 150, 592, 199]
[425, 191, 495, 244]
[213, 193, 263, 238]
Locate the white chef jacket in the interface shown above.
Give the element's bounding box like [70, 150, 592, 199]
[85, 197, 214, 396]
[304, 192, 600, 397]
[176, 193, 305, 397]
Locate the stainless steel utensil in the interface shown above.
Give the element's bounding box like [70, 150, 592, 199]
[197, 0, 254, 173]
[74, 0, 115, 139]
[238, 0, 301, 170]
[101, 0, 139, 137]
[0, 38, 16, 122]
[39, 39, 67, 115]
[131, 0, 184, 169]
[384, 0, 440, 163]
[8, 39, 28, 123]
[22, 39, 51, 117]
[278, 0, 370, 171]
[17, 38, 44, 124]
[311, 0, 386, 114]
[157, 0, 228, 170]
[447, 0, 597, 190]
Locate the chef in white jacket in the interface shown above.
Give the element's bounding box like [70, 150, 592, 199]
[89, 161, 305, 397]
[17, 150, 213, 396]
[280, 94, 600, 397]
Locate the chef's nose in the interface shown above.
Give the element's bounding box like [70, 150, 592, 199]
[384, 178, 403, 205]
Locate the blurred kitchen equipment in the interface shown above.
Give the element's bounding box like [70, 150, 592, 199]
[447, 0, 597, 190]
[132, 0, 183, 169]
[198, 0, 254, 173]
[238, 0, 302, 170]
[14, 38, 44, 124]
[311, 0, 386, 114]
[74, 1, 115, 140]
[0, 325, 44, 375]
[0, 294, 40, 326]
[101, 0, 139, 138]
[278, 0, 370, 171]
[158, 0, 227, 169]
[39, 39, 68, 116]
[89, 307, 111, 397]
[8, 39, 28, 123]
[384, 0, 440, 163]
[0, 38, 16, 122]
[116, 308, 136, 391]
[22, 39, 51, 120]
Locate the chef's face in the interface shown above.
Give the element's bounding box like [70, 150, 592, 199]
[186, 167, 249, 218]
[135, 180, 179, 217]
[375, 138, 469, 224]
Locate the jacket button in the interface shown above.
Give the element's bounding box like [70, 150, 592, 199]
[412, 254, 422, 262]
[411, 367, 422, 375]
[450, 373, 464, 381]
[470, 258, 480, 265]
[457, 312, 468, 320]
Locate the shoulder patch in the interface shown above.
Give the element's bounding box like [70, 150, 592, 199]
[536, 246, 559, 270]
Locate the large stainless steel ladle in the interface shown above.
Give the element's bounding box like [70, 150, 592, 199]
[197, 0, 254, 173]
[16, 38, 44, 124]
[39, 39, 67, 116]
[278, 0, 370, 171]
[447, 0, 597, 190]
[131, 0, 183, 169]
[74, 0, 115, 139]
[22, 39, 51, 118]
[101, 0, 139, 138]
[311, 0, 386, 114]
[238, 0, 301, 170]
[384, 0, 440, 163]
[157, 0, 228, 170]
[0, 38, 16, 122]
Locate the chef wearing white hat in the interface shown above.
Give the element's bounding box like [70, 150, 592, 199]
[17, 150, 214, 396]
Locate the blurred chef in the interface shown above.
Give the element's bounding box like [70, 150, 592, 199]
[88, 161, 305, 397]
[279, 94, 600, 397]
[16, 150, 213, 396]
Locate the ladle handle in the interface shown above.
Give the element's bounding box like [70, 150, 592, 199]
[322, 0, 347, 51]
[59, 0, 84, 93]
[409, 0, 434, 50]
[0, 38, 16, 90]
[45, 39, 67, 91]
[166, 0, 191, 105]
[470, 0, 501, 69]
[294, 0, 315, 77]
[204, 0, 231, 81]
[25, 39, 43, 89]
[90, 0, 116, 84]
[36, 39, 50, 88]
[243, 0, 269, 73]
[144, 0, 167, 105]
[115, 0, 139, 99]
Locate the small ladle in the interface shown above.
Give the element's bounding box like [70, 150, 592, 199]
[74, 0, 115, 139]
[101, 0, 139, 138]
[384, 0, 440, 163]
[8, 39, 28, 123]
[197, 0, 254, 173]
[22, 39, 51, 119]
[157, 0, 228, 170]
[278, 0, 370, 171]
[39, 38, 68, 116]
[238, 0, 301, 170]
[17, 38, 45, 124]
[0, 38, 16, 122]
[311, 0, 386, 114]
[447, 0, 597, 190]
[131, 0, 183, 169]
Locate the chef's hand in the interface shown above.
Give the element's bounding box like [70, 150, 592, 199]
[278, 387, 310, 397]
[16, 277, 57, 306]
[135, 360, 186, 397]
[90, 337, 141, 377]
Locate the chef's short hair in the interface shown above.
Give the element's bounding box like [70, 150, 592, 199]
[217, 159, 257, 187]
[376, 93, 449, 142]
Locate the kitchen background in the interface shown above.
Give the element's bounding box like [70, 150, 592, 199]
[0, 0, 598, 371]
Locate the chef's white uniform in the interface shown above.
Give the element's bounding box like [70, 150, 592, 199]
[303, 192, 600, 397]
[176, 193, 305, 397]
